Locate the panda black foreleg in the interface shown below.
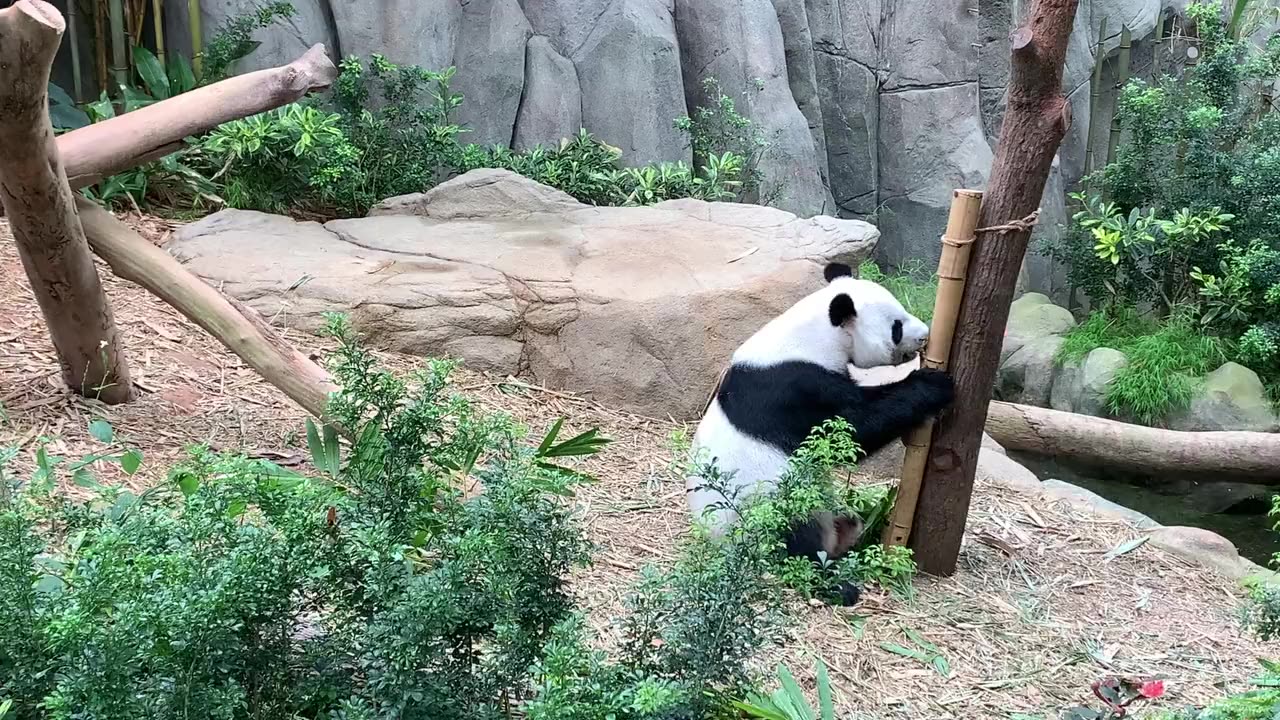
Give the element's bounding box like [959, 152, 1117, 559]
[839, 367, 955, 458]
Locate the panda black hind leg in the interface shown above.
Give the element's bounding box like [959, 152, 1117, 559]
[783, 510, 866, 606]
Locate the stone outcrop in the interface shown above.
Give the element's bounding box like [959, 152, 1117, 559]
[148, 0, 1177, 282]
[168, 170, 879, 419]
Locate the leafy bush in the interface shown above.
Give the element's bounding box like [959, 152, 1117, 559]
[197, 54, 754, 218]
[1, 317, 913, 720]
[1040, 0, 1280, 402]
[673, 76, 770, 204]
[1057, 308, 1228, 423]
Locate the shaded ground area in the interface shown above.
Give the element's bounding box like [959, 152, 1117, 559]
[1, 218, 1275, 718]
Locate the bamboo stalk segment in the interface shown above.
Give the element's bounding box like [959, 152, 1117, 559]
[882, 189, 983, 547]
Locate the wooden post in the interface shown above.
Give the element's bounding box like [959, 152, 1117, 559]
[0, 0, 134, 404]
[907, 0, 1079, 576]
[883, 189, 983, 547]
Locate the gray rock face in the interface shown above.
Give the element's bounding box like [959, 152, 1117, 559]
[528, 0, 689, 165]
[329, 0, 462, 73]
[512, 37, 582, 151]
[1050, 347, 1127, 417]
[451, 0, 533, 146]
[997, 336, 1064, 407]
[881, 0, 978, 91]
[163, 0, 338, 74]
[1168, 362, 1280, 432]
[170, 170, 880, 419]
[673, 0, 830, 216]
[876, 84, 993, 268]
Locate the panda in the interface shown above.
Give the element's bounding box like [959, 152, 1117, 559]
[685, 261, 956, 605]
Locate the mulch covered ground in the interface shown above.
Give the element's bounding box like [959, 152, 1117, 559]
[2, 215, 1275, 718]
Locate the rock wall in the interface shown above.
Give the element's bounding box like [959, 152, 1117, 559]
[153, 0, 1175, 294]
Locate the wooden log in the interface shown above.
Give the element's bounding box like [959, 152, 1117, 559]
[0, 0, 134, 404]
[884, 189, 983, 547]
[75, 198, 341, 424]
[57, 43, 338, 190]
[908, 0, 1080, 576]
[985, 400, 1280, 481]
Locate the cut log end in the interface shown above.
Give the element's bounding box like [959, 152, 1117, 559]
[13, 0, 65, 33]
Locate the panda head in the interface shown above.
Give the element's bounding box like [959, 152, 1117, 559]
[732, 261, 931, 372]
[821, 261, 930, 369]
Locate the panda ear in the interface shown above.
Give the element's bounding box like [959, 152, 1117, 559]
[828, 293, 856, 327]
[823, 262, 853, 282]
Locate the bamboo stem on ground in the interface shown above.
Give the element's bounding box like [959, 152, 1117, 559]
[883, 190, 984, 547]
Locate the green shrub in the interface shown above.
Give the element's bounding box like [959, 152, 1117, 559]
[1039, 0, 1280, 394]
[199, 1, 296, 81]
[197, 54, 754, 218]
[1057, 308, 1228, 424]
[2, 317, 911, 720]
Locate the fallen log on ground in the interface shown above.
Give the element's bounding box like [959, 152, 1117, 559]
[58, 44, 337, 190]
[76, 198, 341, 424]
[984, 400, 1280, 480]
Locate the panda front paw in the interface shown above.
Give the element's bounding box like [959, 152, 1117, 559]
[909, 367, 955, 411]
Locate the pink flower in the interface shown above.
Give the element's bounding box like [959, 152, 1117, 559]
[1139, 680, 1165, 699]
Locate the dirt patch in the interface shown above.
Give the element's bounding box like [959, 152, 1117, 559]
[1, 217, 1275, 718]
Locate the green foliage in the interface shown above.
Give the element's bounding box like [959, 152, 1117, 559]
[199, 1, 296, 82]
[733, 660, 836, 720]
[198, 55, 755, 218]
[46, 83, 88, 131]
[857, 259, 938, 325]
[1057, 308, 1228, 423]
[0, 316, 614, 719]
[673, 76, 771, 203]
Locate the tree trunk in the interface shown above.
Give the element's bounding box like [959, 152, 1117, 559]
[0, 0, 134, 404]
[75, 198, 341, 424]
[985, 401, 1280, 480]
[908, 0, 1080, 576]
[58, 43, 338, 189]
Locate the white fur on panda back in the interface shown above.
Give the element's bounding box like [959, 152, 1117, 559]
[686, 399, 789, 533]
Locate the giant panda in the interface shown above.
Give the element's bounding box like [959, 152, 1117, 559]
[686, 261, 956, 605]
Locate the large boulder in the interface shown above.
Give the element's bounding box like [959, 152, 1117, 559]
[1002, 293, 1076, 363]
[996, 336, 1064, 406]
[328, 0, 462, 74]
[169, 170, 879, 419]
[1148, 526, 1251, 580]
[1167, 362, 1280, 432]
[1050, 347, 1127, 417]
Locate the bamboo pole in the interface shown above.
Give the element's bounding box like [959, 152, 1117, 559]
[107, 0, 127, 88]
[883, 189, 983, 547]
[152, 0, 164, 65]
[188, 0, 202, 78]
[93, 0, 107, 94]
[1083, 16, 1106, 187]
[1104, 24, 1132, 172]
[67, 0, 83, 101]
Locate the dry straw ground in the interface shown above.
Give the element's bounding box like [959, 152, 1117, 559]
[1, 216, 1276, 718]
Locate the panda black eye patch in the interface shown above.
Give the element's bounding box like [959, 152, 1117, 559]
[892, 319, 903, 345]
